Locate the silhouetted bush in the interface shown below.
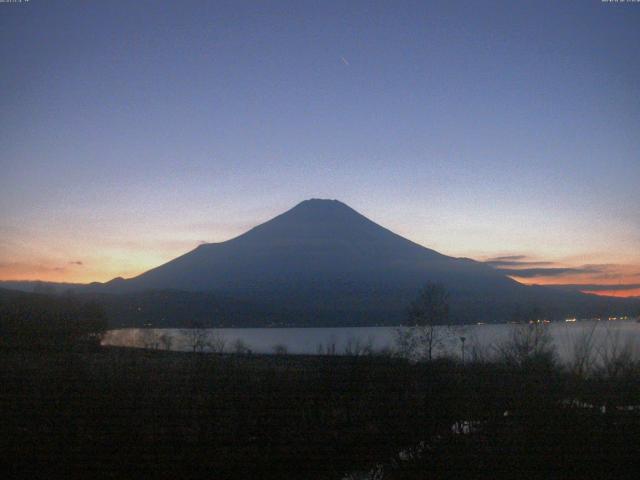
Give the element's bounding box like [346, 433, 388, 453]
[2, 345, 638, 479]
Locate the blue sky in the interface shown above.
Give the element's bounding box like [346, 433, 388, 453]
[1, 0, 639, 294]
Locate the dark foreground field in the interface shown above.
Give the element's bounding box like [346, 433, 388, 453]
[1, 347, 639, 479]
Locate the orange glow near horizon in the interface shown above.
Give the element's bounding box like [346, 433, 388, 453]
[0, 263, 145, 284]
[0, 253, 172, 284]
[508, 276, 640, 299]
[582, 288, 640, 298]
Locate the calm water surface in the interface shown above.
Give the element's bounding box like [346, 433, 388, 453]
[103, 320, 640, 363]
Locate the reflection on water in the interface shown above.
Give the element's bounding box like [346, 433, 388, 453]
[102, 321, 640, 363]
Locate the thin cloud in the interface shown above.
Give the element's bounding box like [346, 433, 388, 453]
[500, 266, 603, 278]
[69, 260, 84, 266]
[547, 283, 640, 292]
[484, 254, 555, 268]
[486, 259, 555, 267]
[486, 257, 626, 280]
[488, 255, 528, 262]
[584, 265, 630, 280]
[340, 56, 350, 66]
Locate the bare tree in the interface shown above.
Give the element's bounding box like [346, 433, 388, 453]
[343, 335, 374, 356]
[272, 343, 288, 355]
[595, 327, 639, 379]
[496, 322, 556, 367]
[232, 338, 251, 354]
[394, 326, 420, 360]
[140, 329, 160, 350]
[316, 335, 338, 356]
[399, 282, 451, 361]
[159, 332, 174, 351]
[206, 330, 227, 353]
[568, 322, 599, 377]
[184, 321, 209, 353]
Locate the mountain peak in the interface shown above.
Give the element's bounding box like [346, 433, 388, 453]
[293, 198, 350, 210]
[224, 199, 451, 265]
[232, 198, 369, 244]
[299, 198, 343, 204]
[259, 198, 365, 226]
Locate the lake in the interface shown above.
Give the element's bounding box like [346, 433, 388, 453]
[102, 319, 640, 364]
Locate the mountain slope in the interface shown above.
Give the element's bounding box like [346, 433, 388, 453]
[118, 199, 519, 299]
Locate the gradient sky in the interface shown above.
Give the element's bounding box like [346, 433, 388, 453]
[1, 0, 639, 296]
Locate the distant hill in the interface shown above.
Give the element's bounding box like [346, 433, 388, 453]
[0, 280, 88, 294]
[3, 200, 638, 327]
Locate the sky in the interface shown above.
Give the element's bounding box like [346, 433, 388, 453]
[1, 0, 639, 296]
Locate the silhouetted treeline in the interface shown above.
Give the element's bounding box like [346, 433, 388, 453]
[0, 288, 107, 350]
[15, 288, 632, 330]
[2, 280, 639, 328]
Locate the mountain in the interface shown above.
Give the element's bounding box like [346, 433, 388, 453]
[122, 199, 516, 293]
[87, 199, 637, 326]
